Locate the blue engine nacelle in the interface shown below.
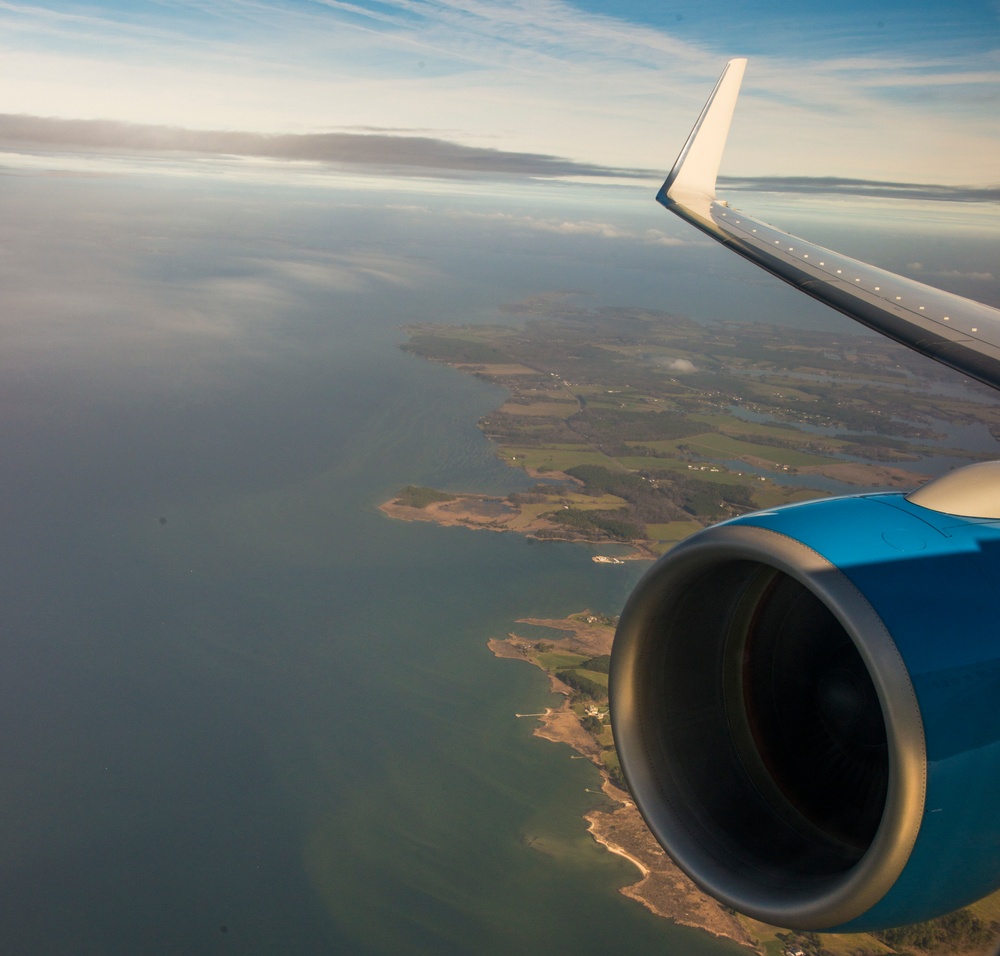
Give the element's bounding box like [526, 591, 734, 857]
[609, 462, 1000, 931]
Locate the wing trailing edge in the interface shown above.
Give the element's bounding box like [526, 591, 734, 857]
[657, 60, 1000, 393]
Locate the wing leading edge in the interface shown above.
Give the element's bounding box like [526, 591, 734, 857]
[658, 60, 1000, 393]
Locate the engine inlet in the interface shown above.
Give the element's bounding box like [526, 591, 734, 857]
[610, 522, 925, 929]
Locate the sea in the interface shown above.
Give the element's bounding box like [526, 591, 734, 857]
[0, 167, 754, 954]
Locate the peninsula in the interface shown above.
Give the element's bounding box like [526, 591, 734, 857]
[385, 297, 998, 559]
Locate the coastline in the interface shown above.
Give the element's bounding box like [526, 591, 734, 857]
[584, 799, 650, 878]
[488, 623, 758, 952]
[583, 782, 754, 947]
[380, 493, 655, 559]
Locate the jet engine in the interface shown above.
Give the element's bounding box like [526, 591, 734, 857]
[609, 461, 1000, 931]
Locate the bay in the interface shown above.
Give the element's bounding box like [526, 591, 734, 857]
[0, 172, 747, 954]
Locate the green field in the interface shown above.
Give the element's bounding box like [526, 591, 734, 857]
[559, 493, 629, 511]
[575, 668, 608, 688]
[600, 748, 620, 775]
[499, 401, 579, 418]
[648, 432, 838, 468]
[536, 651, 588, 672]
[501, 444, 623, 473]
[716, 417, 821, 443]
[583, 395, 657, 412]
[611, 455, 691, 471]
[645, 521, 704, 544]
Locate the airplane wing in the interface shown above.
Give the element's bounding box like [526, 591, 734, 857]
[657, 58, 1000, 393]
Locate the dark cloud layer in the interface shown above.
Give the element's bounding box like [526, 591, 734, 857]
[0, 113, 652, 180]
[722, 175, 1000, 204]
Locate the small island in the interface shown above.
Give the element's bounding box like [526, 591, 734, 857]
[384, 299, 1000, 954]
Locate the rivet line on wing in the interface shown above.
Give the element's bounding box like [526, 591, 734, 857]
[715, 206, 985, 336]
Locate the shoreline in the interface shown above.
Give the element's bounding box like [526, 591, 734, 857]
[379, 493, 657, 560]
[584, 787, 650, 878]
[488, 623, 758, 952]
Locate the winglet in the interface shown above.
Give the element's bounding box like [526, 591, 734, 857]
[657, 58, 746, 210]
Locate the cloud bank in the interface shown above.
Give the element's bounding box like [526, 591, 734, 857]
[721, 175, 1000, 204]
[0, 114, 653, 181]
[6, 113, 997, 204]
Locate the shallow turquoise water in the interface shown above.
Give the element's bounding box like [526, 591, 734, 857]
[0, 175, 750, 954]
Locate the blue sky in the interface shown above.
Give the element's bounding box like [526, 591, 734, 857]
[3, 0, 1000, 184]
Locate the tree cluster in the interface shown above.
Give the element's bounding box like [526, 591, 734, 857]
[556, 670, 605, 701]
[581, 655, 611, 674]
[873, 909, 996, 953]
[581, 715, 604, 735]
[396, 485, 456, 508]
[550, 509, 641, 541]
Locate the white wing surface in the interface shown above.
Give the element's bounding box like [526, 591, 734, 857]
[658, 60, 1000, 392]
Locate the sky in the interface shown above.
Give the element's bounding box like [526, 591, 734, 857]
[2, 0, 1000, 186]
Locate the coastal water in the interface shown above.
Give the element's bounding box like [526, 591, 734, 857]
[0, 172, 750, 954]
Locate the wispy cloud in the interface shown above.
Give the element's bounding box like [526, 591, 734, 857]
[907, 263, 996, 282]
[0, 182, 439, 384]
[347, 0, 703, 70]
[520, 218, 685, 246]
[258, 251, 433, 290]
[452, 209, 689, 245]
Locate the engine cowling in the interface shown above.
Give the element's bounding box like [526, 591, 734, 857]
[609, 464, 1000, 931]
